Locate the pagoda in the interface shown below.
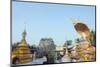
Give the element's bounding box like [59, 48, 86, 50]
[12, 29, 33, 64]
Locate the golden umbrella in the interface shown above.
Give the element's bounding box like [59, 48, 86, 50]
[73, 20, 91, 42]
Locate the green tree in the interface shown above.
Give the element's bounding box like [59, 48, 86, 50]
[90, 30, 96, 46]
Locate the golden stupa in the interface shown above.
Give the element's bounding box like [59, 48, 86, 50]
[12, 30, 33, 64]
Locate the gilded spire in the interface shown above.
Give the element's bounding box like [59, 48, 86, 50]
[21, 22, 27, 44]
[22, 29, 26, 40]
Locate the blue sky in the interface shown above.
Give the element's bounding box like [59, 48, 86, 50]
[12, 1, 96, 45]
